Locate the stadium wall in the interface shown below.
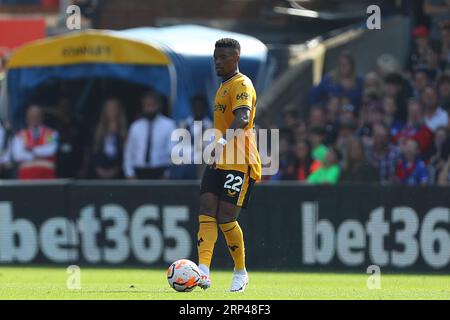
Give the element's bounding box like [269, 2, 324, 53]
[0, 181, 449, 273]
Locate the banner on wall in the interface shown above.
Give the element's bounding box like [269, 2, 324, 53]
[0, 182, 449, 272]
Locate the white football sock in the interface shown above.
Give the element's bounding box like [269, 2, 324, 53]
[234, 268, 247, 275]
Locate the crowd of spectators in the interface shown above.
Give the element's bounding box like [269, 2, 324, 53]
[0, 90, 213, 181]
[4, 1, 450, 185]
[266, 15, 450, 186]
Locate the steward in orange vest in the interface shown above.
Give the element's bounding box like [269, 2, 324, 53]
[12, 105, 58, 180]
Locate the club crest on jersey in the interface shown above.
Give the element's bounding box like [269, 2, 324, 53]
[222, 89, 228, 97]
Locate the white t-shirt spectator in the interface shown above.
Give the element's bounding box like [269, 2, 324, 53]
[123, 114, 176, 178]
[425, 107, 449, 132]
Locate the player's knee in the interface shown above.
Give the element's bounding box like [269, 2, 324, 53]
[216, 211, 238, 224]
[199, 201, 216, 217]
[199, 193, 219, 217]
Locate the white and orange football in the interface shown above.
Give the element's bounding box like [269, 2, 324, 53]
[167, 259, 201, 292]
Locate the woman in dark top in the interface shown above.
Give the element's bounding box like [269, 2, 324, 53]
[310, 51, 364, 109]
[283, 140, 321, 181]
[90, 98, 128, 179]
[341, 137, 378, 184]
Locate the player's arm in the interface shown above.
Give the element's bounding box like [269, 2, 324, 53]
[12, 133, 34, 162]
[225, 79, 253, 139]
[32, 131, 58, 158]
[209, 107, 250, 166]
[229, 107, 250, 131]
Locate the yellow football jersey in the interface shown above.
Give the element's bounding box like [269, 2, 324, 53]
[214, 72, 261, 181]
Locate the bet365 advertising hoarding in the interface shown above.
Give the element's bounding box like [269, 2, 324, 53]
[0, 182, 449, 272]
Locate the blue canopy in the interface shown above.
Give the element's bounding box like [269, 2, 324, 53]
[6, 24, 270, 127]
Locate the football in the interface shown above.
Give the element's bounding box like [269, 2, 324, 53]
[167, 259, 201, 292]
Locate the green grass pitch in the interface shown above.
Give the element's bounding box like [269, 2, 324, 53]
[0, 267, 449, 300]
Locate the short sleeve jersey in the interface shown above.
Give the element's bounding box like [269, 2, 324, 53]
[213, 72, 261, 181]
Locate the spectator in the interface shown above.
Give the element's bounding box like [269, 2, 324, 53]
[270, 134, 293, 181]
[376, 54, 400, 78]
[339, 103, 357, 124]
[437, 72, 450, 111]
[173, 95, 213, 179]
[12, 105, 58, 180]
[308, 126, 328, 164]
[90, 98, 127, 179]
[357, 101, 384, 146]
[395, 139, 429, 185]
[0, 119, 13, 179]
[310, 51, 364, 109]
[324, 95, 341, 124]
[440, 20, 450, 66]
[335, 119, 358, 161]
[364, 72, 384, 97]
[292, 119, 308, 142]
[425, 126, 449, 182]
[340, 137, 378, 184]
[123, 91, 176, 180]
[407, 26, 430, 71]
[43, 97, 84, 178]
[309, 106, 337, 145]
[307, 146, 342, 185]
[367, 102, 385, 127]
[358, 90, 380, 129]
[422, 85, 449, 131]
[282, 108, 300, 131]
[423, 0, 450, 40]
[383, 72, 412, 122]
[412, 68, 431, 98]
[424, 40, 445, 80]
[308, 106, 327, 128]
[283, 139, 321, 181]
[437, 154, 450, 184]
[365, 124, 400, 184]
[383, 96, 405, 136]
[394, 98, 434, 155]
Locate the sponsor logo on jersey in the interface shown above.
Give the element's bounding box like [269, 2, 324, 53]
[236, 92, 250, 101]
[214, 104, 226, 113]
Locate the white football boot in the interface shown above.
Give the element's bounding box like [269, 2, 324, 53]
[229, 270, 249, 292]
[197, 264, 211, 290]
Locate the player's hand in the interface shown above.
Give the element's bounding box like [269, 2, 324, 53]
[206, 149, 217, 167]
[208, 142, 225, 168]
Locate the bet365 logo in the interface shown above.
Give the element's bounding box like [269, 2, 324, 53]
[66, 5, 81, 30]
[366, 5, 381, 30]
